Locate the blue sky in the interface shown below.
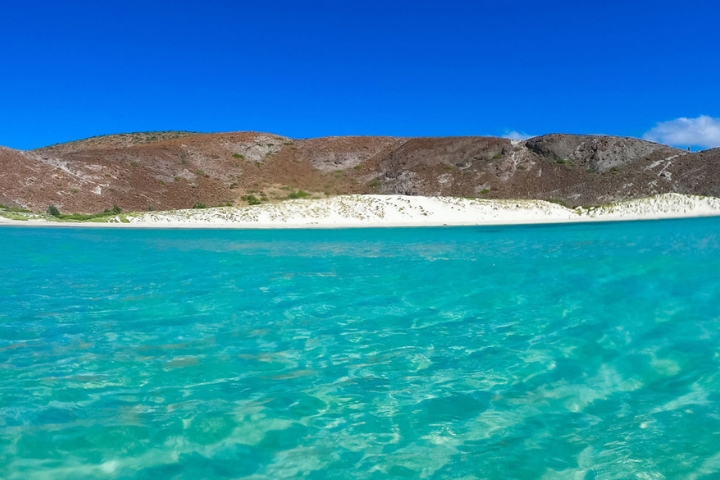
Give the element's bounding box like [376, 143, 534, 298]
[1, 0, 718, 150]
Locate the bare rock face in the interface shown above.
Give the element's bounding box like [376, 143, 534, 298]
[526, 134, 677, 172]
[295, 136, 401, 172]
[525, 134, 586, 162]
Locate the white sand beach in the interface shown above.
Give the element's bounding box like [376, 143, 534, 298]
[2, 193, 720, 229]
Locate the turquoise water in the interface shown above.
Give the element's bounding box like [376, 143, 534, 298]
[1, 220, 720, 479]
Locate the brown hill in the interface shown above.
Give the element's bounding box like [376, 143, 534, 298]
[1, 131, 718, 213]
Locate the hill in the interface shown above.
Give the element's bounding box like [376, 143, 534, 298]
[1, 131, 718, 213]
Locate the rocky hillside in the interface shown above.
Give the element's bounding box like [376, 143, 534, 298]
[1, 131, 718, 213]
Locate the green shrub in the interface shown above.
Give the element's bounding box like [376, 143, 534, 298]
[47, 205, 60, 216]
[232, 153, 244, 159]
[480, 189, 490, 194]
[111, 204, 122, 214]
[287, 190, 310, 199]
[241, 195, 261, 205]
[192, 202, 207, 209]
[57, 214, 85, 221]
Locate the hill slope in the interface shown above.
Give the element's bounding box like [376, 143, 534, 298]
[1, 131, 718, 213]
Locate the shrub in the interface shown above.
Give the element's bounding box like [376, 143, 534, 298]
[241, 195, 261, 205]
[232, 153, 244, 159]
[480, 189, 490, 194]
[47, 205, 60, 216]
[287, 190, 310, 199]
[111, 204, 122, 214]
[192, 202, 207, 209]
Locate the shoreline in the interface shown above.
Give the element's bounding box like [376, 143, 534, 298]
[2, 194, 720, 229]
[2, 212, 720, 230]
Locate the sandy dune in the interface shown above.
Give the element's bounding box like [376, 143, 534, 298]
[2, 193, 720, 229]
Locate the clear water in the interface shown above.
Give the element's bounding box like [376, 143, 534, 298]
[1, 220, 720, 479]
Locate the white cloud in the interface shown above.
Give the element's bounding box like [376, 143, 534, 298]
[643, 115, 720, 149]
[502, 130, 532, 141]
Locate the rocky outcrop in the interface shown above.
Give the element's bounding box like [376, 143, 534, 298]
[526, 134, 678, 172]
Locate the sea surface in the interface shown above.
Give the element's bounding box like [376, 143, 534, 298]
[2, 219, 720, 479]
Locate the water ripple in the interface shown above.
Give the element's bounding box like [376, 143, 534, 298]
[2, 220, 720, 478]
